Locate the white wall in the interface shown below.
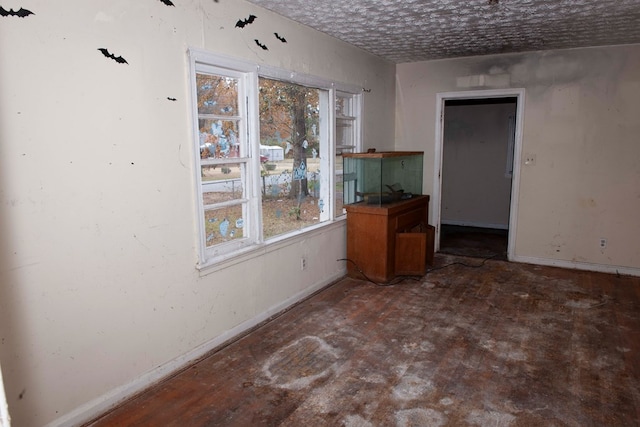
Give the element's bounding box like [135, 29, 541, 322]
[0, 1, 395, 425]
[396, 44, 640, 274]
[441, 102, 516, 228]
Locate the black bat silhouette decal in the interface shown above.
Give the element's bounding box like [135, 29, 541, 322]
[0, 6, 34, 17]
[254, 39, 268, 51]
[159, 0, 175, 6]
[98, 48, 128, 64]
[235, 14, 256, 28]
[274, 33, 287, 43]
[167, 97, 177, 101]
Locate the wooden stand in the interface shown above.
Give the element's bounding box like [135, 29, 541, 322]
[345, 195, 432, 283]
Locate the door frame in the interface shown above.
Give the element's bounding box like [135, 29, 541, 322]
[0, 363, 9, 427]
[433, 88, 525, 260]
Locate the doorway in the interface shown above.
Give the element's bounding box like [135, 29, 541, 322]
[432, 89, 525, 261]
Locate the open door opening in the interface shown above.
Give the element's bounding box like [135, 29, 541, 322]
[0, 363, 10, 427]
[433, 89, 525, 261]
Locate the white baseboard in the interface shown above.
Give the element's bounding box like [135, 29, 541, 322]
[441, 220, 509, 230]
[511, 254, 640, 277]
[46, 269, 346, 427]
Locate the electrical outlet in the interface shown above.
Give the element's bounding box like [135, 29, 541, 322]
[599, 238, 607, 249]
[301, 257, 307, 270]
[524, 153, 536, 166]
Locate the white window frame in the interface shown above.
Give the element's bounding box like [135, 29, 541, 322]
[334, 90, 363, 217]
[336, 90, 362, 154]
[188, 49, 362, 268]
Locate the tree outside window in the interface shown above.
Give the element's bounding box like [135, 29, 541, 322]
[259, 78, 325, 239]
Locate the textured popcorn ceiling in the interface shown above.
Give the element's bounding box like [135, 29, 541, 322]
[245, 0, 640, 63]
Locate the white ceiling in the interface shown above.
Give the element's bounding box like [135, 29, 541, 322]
[245, 0, 640, 63]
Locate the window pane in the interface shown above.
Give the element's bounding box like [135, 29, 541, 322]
[335, 154, 346, 217]
[199, 119, 240, 159]
[259, 78, 324, 239]
[204, 204, 245, 247]
[260, 163, 323, 239]
[336, 118, 354, 152]
[335, 92, 358, 217]
[197, 74, 239, 116]
[202, 163, 245, 205]
[336, 95, 352, 116]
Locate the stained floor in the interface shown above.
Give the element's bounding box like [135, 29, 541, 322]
[86, 254, 640, 426]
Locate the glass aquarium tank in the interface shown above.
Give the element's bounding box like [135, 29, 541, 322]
[343, 151, 424, 206]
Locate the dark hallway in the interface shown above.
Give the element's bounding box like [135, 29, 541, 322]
[438, 225, 508, 260]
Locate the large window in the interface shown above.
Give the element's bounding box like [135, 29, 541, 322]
[189, 50, 361, 267]
[259, 78, 329, 239]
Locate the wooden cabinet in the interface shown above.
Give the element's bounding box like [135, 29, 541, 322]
[345, 195, 431, 283]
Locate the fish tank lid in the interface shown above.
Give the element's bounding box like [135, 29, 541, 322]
[343, 151, 424, 158]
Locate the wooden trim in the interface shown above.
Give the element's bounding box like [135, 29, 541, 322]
[342, 151, 423, 158]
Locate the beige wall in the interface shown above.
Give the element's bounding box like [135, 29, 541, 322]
[0, 1, 395, 425]
[441, 102, 516, 228]
[397, 44, 640, 273]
